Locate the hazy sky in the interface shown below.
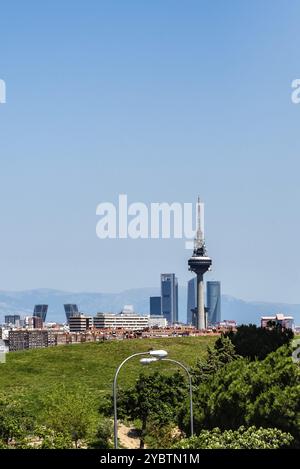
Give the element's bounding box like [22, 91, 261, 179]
[1, 1, 300, 302]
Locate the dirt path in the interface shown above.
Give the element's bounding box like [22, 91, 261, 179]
[118, 423, 141, 449]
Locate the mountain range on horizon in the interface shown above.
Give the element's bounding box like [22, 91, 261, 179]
[0, 288, 300, 326]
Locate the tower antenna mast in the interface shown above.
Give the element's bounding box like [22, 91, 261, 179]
[195, 196, 204, 253]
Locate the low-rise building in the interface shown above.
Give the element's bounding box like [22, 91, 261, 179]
[24, 316, 35, 328]
[216, 320, 237, 330]
[148, 315, 167, 328]
[69, 314, 93, 332]
[94, 309, 149, 330]
[33, 316, 43, 329]
[261, 313, 294, 330]
[8, 330, 49, 351]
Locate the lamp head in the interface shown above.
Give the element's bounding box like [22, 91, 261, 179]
[149, 350, 168, 359]
[140, 357, 158, 365]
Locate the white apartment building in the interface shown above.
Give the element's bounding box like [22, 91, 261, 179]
[148, 315, 167, 328]
[94, 307, 149, 330]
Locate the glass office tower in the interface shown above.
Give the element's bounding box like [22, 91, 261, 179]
[64, 304, 79, 323]
[206, 281, 221, 325]
[187, 277, 197, 325]
[4, 315, 21, 325]
[150, 296, 162, 316]
[161, 273, 178, 324]
[33, 305, 48, 322]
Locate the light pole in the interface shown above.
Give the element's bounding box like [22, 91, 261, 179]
[113, 350, 168, 449]
[163, 358, 193, 437]
[140, 357, 194, 437]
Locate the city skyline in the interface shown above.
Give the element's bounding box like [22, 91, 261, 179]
[0, 1, 299, 455]
[1, 1, 300, 304]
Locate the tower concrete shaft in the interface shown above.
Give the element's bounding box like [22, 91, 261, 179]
[196, 273, 205, 330]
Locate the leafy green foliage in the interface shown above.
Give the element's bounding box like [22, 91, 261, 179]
[36, 426, 73, 449]
[145, 422, 181, 449]
[173, 426, 294, 449]
[0, 386, 112, 449]
[41, 384, 110, 448]
[0, 393, 35, 447]
[117, 371, 186, 448]
[89, 418, 113, 449]
[0, 335, 299, 449]
[0, 338, 213, 450]
[182, 345, 300, 446]
[220, 324, 293, 360]
[191, 336, 238, 386]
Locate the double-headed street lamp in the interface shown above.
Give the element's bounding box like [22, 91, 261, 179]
[113, 350, 167, 449]
[113, 349, 193, 449]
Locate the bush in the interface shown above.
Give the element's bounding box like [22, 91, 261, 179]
[220, 324, 293, 360]
[173, 426, 294, 449]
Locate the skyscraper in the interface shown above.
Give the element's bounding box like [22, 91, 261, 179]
[150, 296, 162, 316]
[187, 278, 196, 325]
[64, 304, 79, 323]
[207, 281, 221, 325]
[33, 305, 48, 322]
[4, 315, 21, 325]
[161, 273, 178, 324]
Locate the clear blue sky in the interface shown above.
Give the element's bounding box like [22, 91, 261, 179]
[0, 0, 300, 302]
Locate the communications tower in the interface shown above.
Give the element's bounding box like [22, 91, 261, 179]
[188, 198, 212, 329]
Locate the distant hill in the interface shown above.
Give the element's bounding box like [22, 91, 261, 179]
[0, 288, 300, 326]
[221, 295, 300, 326]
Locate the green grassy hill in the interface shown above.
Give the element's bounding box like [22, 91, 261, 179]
[0, 337, 215, 416]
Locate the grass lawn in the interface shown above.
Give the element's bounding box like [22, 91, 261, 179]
[0, 336, 215, 415]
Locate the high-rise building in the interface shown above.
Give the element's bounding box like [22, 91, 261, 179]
[64, 304, 79, 323]
[207, 281, 221, 325]
[33, 305, 48, 322]
[150, 296, 162, 316]
[187, 278, 197, 325]
[188, 198, 212, 329]
[4, 315, 21, 325]
[161, 274, 178, 324]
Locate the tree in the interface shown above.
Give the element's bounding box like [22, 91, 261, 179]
[0, 393, 35, 448]
[146, 422, 181, 449]
[41, 385, 100, 448]
[220, 324, 293, 360]
[37, 426, 73, 449]
[117, 371, 186, 448]
[191, 336, 238, 386]
[173, 426, 293, 449]
[181, 345, 300, 447]
[88, 418, 113, 449]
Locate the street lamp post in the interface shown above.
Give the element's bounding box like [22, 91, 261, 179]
[161, 358, 194, 437]
[140, 357, 194, 437]
[113, 350, 168, 449]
